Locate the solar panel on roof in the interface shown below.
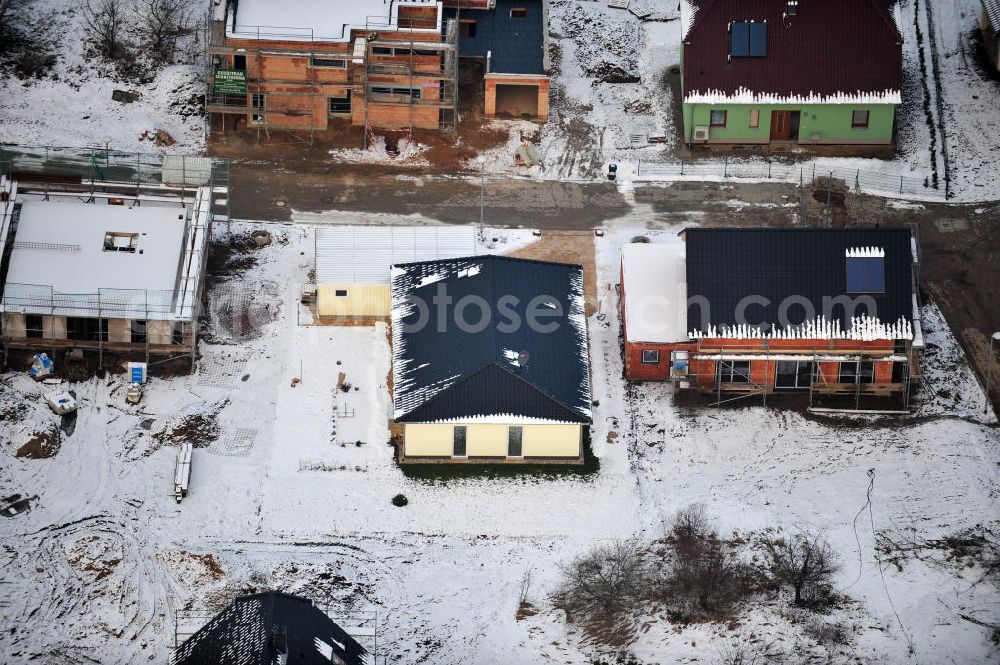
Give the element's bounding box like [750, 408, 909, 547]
[731, 21, 750, 56]
[749, 22, 768, 56]
[846, 257, 885, 293]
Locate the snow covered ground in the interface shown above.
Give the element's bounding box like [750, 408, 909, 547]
[0, 0, 205, 151]
[0, 217, 997, 664]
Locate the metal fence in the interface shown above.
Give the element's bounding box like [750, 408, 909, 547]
[635, 157, 940, 200]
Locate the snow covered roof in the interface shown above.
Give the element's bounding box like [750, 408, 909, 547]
[683, 228, 916, 341]
[681, 0, 902, 105]
[227, 0, 442, 43]
[315, 226, 478, 285]
[0, 193, 212, 321]
[391, 255, 591, 424]
[172, 592, 367, 665]
[621, 242, 688, 344]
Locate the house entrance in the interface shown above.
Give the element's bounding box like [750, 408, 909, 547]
[770, 111, 801, 141]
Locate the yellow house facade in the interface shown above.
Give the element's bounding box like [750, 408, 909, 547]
[400, 422, 583, 462]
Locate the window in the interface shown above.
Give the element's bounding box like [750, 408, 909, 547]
[371, 86, 421, 100]
[172, 322, 185, 346]
[774, 360, 814, 389]
[67, 317, 108, 342]
[330, 91, 351, 114]
[839, 361, 874, 384]
[511, 7, 527, 17]
[251, 93, 265, 109]
[251, 114, 265, 125]
[710, 110, 727, 127]
[311, 56, 346, 68]
[25, 314, 43, 339]
[334, 289, 348, 297]
[641, 349, 660, 364]
[730, 20, 767, 57]
[459, 19, 477, 38]
[233, 54, 247, 70]
[131, 319, 147, 344]
[846, 251, 885, 294]
[508, 426, 523, 457]
[372, 47, 394, 55]
[749, 109, 760, 128]
[786, 0, 799, 15]
[453, 425, 467, 457]
[717, 360, 751, 383]
[103, 231, 138, 253]
[851, 110, 870, 128]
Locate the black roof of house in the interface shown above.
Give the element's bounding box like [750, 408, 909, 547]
[445, 0, 547, 75]
[172, 592, 367, 665]
[391, 255, 591, 424]
[683, 228, 915, 334]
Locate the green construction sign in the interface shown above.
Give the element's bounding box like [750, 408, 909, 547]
[213, 69, 247, 95]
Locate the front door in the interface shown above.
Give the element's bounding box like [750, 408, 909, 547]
[453, 426, 467, 457]
[770, 111, 792, 141]
[508, 426, 523, 457]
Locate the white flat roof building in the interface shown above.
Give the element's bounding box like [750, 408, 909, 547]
[315, 226, 478, 285]
[1, 190, 213, 322]
[227, 0, 443, 43]
[621, 241, 688, 344]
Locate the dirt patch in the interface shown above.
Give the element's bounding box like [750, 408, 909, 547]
[507, 231, 599, 315]
[16, 427, 61, 459]
[154, 402, 228, 448]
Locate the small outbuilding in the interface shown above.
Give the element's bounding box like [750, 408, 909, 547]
[314, 226, 478, 321]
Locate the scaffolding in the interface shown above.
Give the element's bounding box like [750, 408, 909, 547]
[676, 345, 918, 413]
[205, 1, 460, 146]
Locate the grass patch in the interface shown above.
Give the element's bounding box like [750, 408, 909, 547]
[399, 427, 599, 483]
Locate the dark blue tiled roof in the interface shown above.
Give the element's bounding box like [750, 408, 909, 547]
[172, 591, 367, 665]
[391, 255, 591, 424]
[684, 228, 915, 334]
[445, 0, 547, 75]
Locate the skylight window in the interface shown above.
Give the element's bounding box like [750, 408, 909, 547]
[730, 21, 767, 57]
[845, 247, 885, 294]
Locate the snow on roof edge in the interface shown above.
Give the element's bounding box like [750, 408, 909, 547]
[684, 88, 902, 105]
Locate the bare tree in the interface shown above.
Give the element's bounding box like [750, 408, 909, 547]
[763, 529, 839, 606]
[81, 0, 130, 60]
[133, 0, 194, 63]
[660, 504, 752, 617]
[553, 539, 643, 622]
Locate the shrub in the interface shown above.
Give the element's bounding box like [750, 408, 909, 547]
[391, 493, 408, 507]
[763, 528, 839, 607]
[660, 504, 753, 619]
[553, 539, 643, 623]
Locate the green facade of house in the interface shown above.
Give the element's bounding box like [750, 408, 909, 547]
[681, 101, 897, 145]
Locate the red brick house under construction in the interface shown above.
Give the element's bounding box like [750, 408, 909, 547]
[621, 228, 923, 411]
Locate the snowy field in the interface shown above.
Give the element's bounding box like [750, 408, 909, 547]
[0, 0, 205, 150]
[0, 218, 998, 664]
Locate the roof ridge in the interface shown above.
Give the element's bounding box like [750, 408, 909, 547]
[488, 360, 591, 422]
